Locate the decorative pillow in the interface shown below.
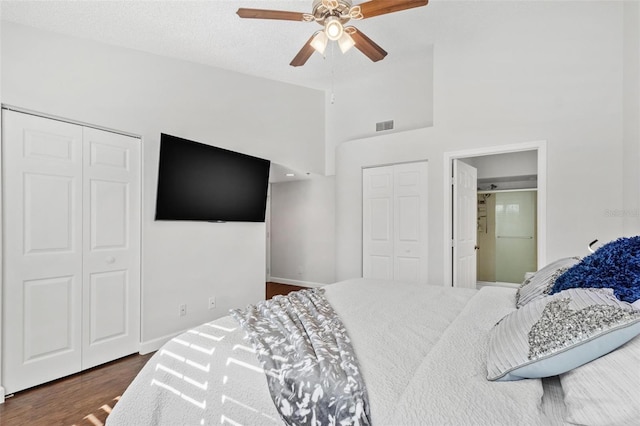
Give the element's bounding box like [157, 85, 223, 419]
[550, 236, 640, 303]
[515, 257, 580, 308]
[560, 335, 640, 426]
[486, 288, 640, 381]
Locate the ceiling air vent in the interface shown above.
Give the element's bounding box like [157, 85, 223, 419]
[376, 120, 394, 132]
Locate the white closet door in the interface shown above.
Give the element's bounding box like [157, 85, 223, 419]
[3, 111, 84, 393]
[363, 166, 394, 280]
[363, 162, 428, 283]
[81, 127, 140, 369]
[393, 162, 428, 284]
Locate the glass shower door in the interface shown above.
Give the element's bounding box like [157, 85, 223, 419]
[495, 191, 537, 283]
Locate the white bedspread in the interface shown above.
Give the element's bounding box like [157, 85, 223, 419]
[384, 286, 547, 425]
[107, 279, 552, 425]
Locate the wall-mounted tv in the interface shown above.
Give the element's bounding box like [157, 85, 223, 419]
[155, 133, 270, 222]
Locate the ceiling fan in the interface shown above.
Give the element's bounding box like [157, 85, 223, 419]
[237, 0, 428, 67]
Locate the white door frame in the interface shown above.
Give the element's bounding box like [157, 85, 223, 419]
[266, 184, 271, 282]
[443, 140, 547, 287]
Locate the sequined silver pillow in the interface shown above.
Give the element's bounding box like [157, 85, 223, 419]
[487, 288, 640, 381]
[515, 257, 581, 308]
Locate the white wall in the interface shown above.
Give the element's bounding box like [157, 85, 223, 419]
[1, 22, 325, 349]
[325, 47, 434, 175]
[270, 176, 336, 286]
[336, 1, 630, 283]
[623, 1, 640, 235]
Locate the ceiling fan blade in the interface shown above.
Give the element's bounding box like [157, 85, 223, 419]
[349, 27, 388, 62]
[237, 8, 307, 21]
[290, 35, 317, 67]
[358, 0, 428, 19]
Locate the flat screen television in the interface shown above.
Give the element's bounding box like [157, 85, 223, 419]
[155, 133, 270, 222]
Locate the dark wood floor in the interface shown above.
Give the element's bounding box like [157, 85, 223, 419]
[0, 282, 305, 425]
[266, 281, 306, 299]
[0, 352, 153, 426]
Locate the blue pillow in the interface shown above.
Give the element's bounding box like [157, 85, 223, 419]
[550, 237, 640, 303]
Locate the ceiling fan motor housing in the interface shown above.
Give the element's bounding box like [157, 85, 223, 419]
[312, 0, 354, 26]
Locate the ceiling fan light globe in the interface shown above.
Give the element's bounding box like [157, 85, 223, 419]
[310, 31, 328, 54]
[325, 17, 344, 41]
[338, 32, 355, 53]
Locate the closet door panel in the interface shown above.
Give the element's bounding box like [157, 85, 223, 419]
[89, 270, 128, 344]
[90, 179, 128, 249]
[2, 110, 83, 394]
[363, 166, 394, 280]
[82, 127, 140, 370]
[393, 162, 428, 284]
[24, 276, 75, 360]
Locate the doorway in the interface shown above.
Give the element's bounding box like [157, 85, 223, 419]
[444, 141, 547, 288]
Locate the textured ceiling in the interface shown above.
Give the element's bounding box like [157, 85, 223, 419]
[1, 0, 436, 90]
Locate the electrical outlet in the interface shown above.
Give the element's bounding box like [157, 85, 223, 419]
[208, 296, 216, 310]
[179, 304, 187, 317]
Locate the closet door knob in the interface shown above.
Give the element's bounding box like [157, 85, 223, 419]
[106, 256, 116, 264]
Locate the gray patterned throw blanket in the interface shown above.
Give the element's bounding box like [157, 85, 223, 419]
[230, 288, 371, 426]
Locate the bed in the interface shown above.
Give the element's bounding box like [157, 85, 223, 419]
[107, 263, 640, 425]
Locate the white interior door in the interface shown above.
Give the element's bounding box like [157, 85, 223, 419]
[363, 162, 428, 283]
[363, 166, 394, 280]
[2, 111, 141, 393]
[393, 162, 428, 283]
[3, 111, 84, 393]
[81, 127, 140, 369]
[452, 159, 478, 288]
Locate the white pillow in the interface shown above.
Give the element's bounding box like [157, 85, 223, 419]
[560, 336, 640, 426]
[487, 288, 640, 381]
[515, 257, 580, 308]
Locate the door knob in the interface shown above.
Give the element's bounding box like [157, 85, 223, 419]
[106, 256, 116, 264]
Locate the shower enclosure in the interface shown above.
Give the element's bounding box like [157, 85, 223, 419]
[477, 190, 537, 284]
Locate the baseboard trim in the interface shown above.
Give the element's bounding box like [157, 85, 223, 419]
[139, 329, 189, 354]
[476, 281, 520, 289]
[269, 277, 325, 288]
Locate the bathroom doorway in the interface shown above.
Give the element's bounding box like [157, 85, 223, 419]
[444, 141, 547, 289]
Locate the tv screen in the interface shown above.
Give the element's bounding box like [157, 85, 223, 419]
[155, 133, 270, 222]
